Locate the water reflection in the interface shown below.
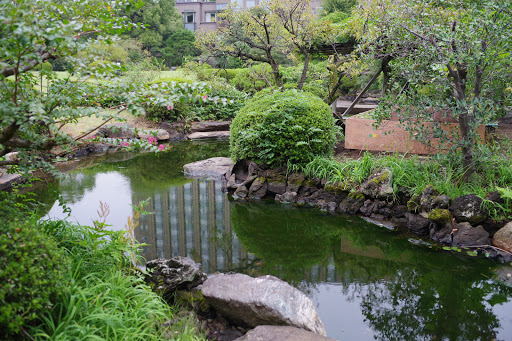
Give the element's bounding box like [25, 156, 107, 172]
[134, 179, 512, 341]
[136, 180, 249, 273]
[36, 144, 512, 341]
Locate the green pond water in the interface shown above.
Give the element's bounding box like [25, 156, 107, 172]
[38, 141, 512, 341]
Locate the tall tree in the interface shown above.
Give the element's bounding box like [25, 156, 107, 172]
[355, 0, 512, 180]
[196, 0, 331, 90]
[0, 0, 209, 174]
[125, 0, 182, 52]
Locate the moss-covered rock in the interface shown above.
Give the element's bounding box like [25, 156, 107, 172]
[360, 168, 394, 200]
[324, 182, 349, 195]
[427, 209, 452, 224]
[407, 194, 421, 213]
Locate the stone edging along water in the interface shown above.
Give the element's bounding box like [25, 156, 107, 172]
[221, 158, 512, 262]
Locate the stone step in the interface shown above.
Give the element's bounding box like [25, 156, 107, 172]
[333, 100, 378, 114]
[190, 121, 231, 133]
[187, 131, 230, 140]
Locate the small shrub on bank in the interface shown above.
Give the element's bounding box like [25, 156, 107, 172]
[230, 89, 337, 166]
[0, 219, 70, 337]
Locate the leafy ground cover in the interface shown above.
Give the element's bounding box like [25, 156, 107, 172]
[0, 192, 205, 341]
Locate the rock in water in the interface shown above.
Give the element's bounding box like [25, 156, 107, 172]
[234, 325, 337, 341]
[201, 273, 326, 336]
[145, 257, 206, 299]
[183, 157, 233, 180]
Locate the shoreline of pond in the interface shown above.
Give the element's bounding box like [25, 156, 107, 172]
[222, 158, 512, 262]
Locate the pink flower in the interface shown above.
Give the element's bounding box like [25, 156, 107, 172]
[167, 104, 174, 110]
[120, 141, 130, 147]
[147, 136, 157, 145]
[158, 144, 165, 151]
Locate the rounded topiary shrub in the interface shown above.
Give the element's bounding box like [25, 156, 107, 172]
[230, 89, 337, 166]
[0, 219, 70, 337]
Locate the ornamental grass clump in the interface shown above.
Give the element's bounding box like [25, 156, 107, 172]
[230, 89, 337, 167]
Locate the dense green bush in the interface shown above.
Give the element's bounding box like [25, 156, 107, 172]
[191, 87, 248, 121]
[230, 89, 337, 166]
[231, 65, 273, 93]
[0, 219, 70, 337]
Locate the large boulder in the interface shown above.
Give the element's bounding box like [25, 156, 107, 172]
[235, 326, 336, 341]
[183, 157, 233, 180]
[493, 221, 512, 253]
[201, 273, 326, 336]
[360, 168, 393, 200]
[145, 257, 206, 299]
[452, 222, 490, 247]
[450, 194, 487, 224]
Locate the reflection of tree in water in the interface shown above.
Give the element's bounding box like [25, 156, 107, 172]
[231, 200, 512, 340]
[231, 201, 340, 291]
[334, 246, 511, 341]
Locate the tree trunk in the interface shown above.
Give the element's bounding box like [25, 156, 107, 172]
[297, 48, 309, 90]
[381, 57, 392, 97]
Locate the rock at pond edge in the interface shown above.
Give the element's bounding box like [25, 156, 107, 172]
[201, 273, 326, 336]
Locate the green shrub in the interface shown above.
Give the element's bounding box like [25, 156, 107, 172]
[230, 89, 337, 166]
[0, 219, 70, 337]
[144, 77, 192, 121]
[191, 87, 248, 121]
[231, 66, 273, 93]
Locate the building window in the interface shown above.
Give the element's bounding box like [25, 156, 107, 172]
[246, 0, 255, 8]
[205, 12, 217, 22]
[231, 0, 242, 8]
[216, 3, 228, 10]
[183, 12, 195, 23]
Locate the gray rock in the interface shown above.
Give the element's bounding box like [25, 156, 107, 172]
[451, 194, 487, 224]
[137, 129, 170, 141]
[360, 167, 393, 199]
[145, 257, 206, 299]
[493, 221, 512, 253]
[234, 185, 249, 199]
[98, 123, 136, 139]
[430, 224, 453, 244]
[183, 157, 233, 180]
[227, 174, 237, 190]
[261, 169, 287, 195]
[419, 185, 440, 212]
[159, 121, 187, 141]
[276, 192, 297, 203]
[187, 131, 230, 140]
[452, 222, 490, 246]
[434, 195, 451, 209]
[405, 212, 431, 235]
[0, 169, 22, 191]
[339, 192, 365, 215]
[227, 159, 260, 185]
[190, 121, 231, 132]
[201, 273, 326, 335]
[286, 173, 305, 193]
[248, 177, 267, 199]
[235, 325, 336, 341]
[268, 182, 287, 195]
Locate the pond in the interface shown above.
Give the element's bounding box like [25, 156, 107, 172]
[39, 140, 512, 341]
